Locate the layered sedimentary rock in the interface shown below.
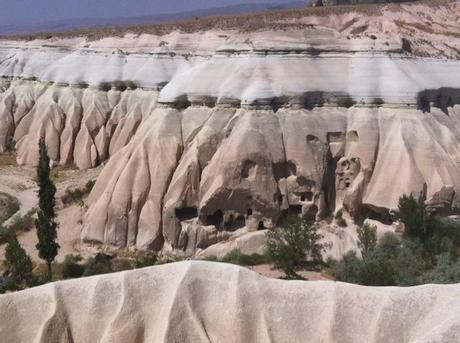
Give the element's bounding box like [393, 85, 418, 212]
[83, 104, 460, 251]
[1, 1, 460, 252]
[1, 261, 459, 343]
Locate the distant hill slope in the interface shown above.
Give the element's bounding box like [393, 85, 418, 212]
[0, 1, 309, 36]
[317, 0, 413, 4]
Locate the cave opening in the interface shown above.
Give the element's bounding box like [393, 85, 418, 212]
[242, 160, 256, 179]
[175, 207, 198, 221]
[278, 195, 283, 205]
[206, 210, 223, 229]
[322, 148, 340, 216]
[225, 215, 246, 231]
[288, 205, 302, 215]
[298, 192, 313, 202]
[258, 221, 266, 230]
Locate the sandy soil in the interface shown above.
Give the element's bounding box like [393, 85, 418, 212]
[0, 161, 102, 265]
[0, 166, 36, 221]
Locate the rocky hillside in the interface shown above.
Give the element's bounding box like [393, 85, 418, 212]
[1, 261, 459, 342]
[0, 0, 459, 254]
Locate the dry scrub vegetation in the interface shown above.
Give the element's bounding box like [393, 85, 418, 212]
[0, 154, 16, 167]
[0, 0, 452, 41]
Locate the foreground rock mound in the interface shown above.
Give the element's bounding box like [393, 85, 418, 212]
[0, 261, 459, 343]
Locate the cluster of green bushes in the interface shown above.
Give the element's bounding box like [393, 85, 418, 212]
[4, 187, 460, 292]
[1, 249, 159, 293]
[205, 250, 268, 266]
[0, 193, 20, 223]
[334, 210, 347, 228]
[60, 251, 158, 280]
[0, 210, 35, 246]
[265, 215, 324, 279]
[61, 180, 95, 206]
[331, 194, 460, 286]
[0, 234, 45, 293]
[8, 211, 35, 232]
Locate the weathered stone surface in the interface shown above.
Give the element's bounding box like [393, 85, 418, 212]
[198, 230, 267, 258]
[82, 106, 182, 249]
[80, 104, 460, 252]
[1, 261, 460, 343]
[2, 1, 460, 253]
[0, 81, 158, 168]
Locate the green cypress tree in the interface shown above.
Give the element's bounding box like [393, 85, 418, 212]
[35, 137, 59, 280]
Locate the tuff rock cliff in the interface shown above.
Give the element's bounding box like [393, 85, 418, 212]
[1, 1, 460, 254]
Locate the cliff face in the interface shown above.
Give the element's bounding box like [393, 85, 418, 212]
[1, 1, 460, 252]
[1, 261, 460, 343]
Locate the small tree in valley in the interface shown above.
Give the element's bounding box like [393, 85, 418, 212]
[357, 223, 377, 259]
[396, 194, 432, 241]
[4, 235, 33, 287]
[35, 137, 59, 280]
[265, 215, 323, 279]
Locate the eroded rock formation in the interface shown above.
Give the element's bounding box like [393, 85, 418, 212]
[83, 104, 460, 252]
[1, 1, 460, 253]
[1, 261, 459, 343]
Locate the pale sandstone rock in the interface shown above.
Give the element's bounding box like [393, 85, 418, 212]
[197, 230, 267, 258]
[83, 106, 184, 249]
[1, 261, 460, 343]
[81, 105, 460, 252]
[0, 82, 158, 167]
[2, 2, 460, 253]
[162, 106, 236, 249]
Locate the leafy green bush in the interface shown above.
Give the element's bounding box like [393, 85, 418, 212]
[357, 249, 396, 286]
[357, 223, 377, 259]
[9, 211, 34, 232]
[334, 232, 426, 286]
[0, 277, 20, 294]
[85, 180, 96, 193]
[3, 235, 33, 286]
[0, 193, 20, 223]
[83, 253, 113, 276]
[220, 250, 267, 266]
[421, 253, 460, 284]
[393, 239, 425, 286]
[61, 180, 95, 206]
[335, 210, 347, 228]
[396, 194, 432, 241]
[112, 258, 136, 272]
[61, 255, 84, 279]
[265, 215, 323, 279]
[135, 252, 158, 268]
[333, 251, 363, 284]
[333, 194, 460, 287]
[0, 226, 14, 245]
[61, 188, 85, 206]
